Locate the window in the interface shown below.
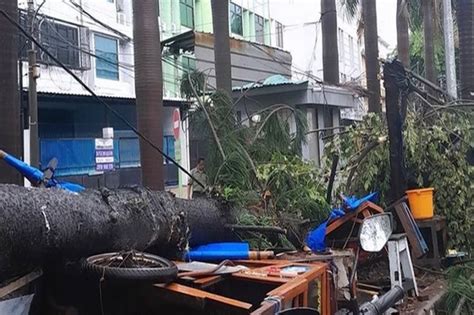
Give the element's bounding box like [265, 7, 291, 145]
[163, 136, 175, 164]
[95, 35, 119, 80]
[230, 2, 243, 35]
[255, 14, 264, 43]
[180, 0, 194, 28]
[182, 56, 196, 73]
[40, 21, 80, 68]
[348, 34, 354, 64]
[338, 28, 344, 62]
[276, 22, 283, 47]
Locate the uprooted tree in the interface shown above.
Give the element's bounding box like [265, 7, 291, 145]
[0, 185, 236, 283]
[181, 72, 331, 249]
[323, 63, 473, 251]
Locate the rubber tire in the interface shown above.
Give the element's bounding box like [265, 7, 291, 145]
[82, 252, 178, 283]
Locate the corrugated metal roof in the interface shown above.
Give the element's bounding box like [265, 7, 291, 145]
[32, 90, 190, 104]
[233, 75, 308, 91]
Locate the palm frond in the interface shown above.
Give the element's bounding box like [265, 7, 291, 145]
[339, 0, 360, 21]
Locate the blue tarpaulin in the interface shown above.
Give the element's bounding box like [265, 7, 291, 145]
[306, 192, 378, 253]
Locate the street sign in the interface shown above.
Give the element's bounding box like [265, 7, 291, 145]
[173, 109, 180, 140]
[95, 138, 114, 172]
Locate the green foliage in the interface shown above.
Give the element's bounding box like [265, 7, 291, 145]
[257, 153, 330, 223]
[441, 262, 474, 314]
[324, 110, 473, 251]
[180, 72, 329, 248]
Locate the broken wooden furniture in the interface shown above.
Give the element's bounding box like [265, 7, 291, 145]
[0, 269, 42, 314]
[413, 216, 447, 269]
[153, 260, 331, 314]
[325, 201, 384, 236]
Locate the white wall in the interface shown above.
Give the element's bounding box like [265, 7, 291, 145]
[19, 0, 135, 98]
[269, 0, 362, 83]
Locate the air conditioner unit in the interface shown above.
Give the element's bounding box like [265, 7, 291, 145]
[117, 12, 126, 25]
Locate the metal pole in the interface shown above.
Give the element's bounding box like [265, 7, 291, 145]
[443, 0, 458, 99]
[27, 0, 39, 168]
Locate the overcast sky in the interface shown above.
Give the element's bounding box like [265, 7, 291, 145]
[270, 0, 398, 49]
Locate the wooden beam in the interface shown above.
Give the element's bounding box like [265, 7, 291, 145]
[0, 269, 42, 299]
[154, 283, 252, 313]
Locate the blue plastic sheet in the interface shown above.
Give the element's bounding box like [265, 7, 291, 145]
[185, 242, 250, 261]
[306, 192, 378, 252]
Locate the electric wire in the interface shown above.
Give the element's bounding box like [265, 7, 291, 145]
[0, 9, 205, 189]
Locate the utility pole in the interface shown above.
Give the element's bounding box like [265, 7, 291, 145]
[27, 0, 40, 168]
[443, 0, 457, 99]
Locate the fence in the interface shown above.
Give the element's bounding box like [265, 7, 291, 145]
[40, 136, 178, 186]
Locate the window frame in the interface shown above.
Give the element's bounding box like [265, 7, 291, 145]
[255, 14, 265, 43]
[276, 21, 284, 47]
[181, 55, 196, 74]
[94, 34, 120, 81]
[179, 0, 194, 28]
[230, 2, 243, 36]
[36, 19, 81, 69]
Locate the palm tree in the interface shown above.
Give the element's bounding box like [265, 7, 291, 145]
[0, 0, 21, 184]
[396, 0, 410, 67]
[132, 0, 164, 190]
[456, 0, 474, 100]
[339, 0, 381, 112]
[211, 0, 232, 95]
[321, 0, 340, 84]
[362, 0, 381, 112]
[422, 0, 436, 84]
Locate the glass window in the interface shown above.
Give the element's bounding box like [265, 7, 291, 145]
[255, 14, 264, 43]
[180, 0, 194, 28]
[182, 56, 196, 73]
[276, 22, 283, 47]
[39, 21, 80, 68]
[95, 35, 119, 80]
[338, 28, 344, 61]
[230, 2, 243, 35]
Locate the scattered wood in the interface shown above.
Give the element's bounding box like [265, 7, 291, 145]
[0, 269, 42, 299]
[393, 202, 428, 258]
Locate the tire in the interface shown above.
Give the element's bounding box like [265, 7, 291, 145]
[81, 251, 178, 283]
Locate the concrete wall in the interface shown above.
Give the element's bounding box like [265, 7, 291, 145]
[194, 32, 292, 88]
[19, 0, 135, 99]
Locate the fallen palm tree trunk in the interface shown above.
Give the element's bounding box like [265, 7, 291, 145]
[0, 185, 234, 283]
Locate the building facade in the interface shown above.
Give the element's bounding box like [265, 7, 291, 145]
[18, 0, 187, 189]
[159, 0, 285, 98]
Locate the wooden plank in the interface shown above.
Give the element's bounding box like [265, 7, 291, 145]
[0, 269, 42, 299]
[251, 301, 277, 315]
[394, 203, 425, 258]
[154, 283, 253, 312]
[193, 275, 223, 288]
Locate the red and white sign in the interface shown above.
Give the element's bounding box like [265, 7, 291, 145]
[173, 109, 180, 140]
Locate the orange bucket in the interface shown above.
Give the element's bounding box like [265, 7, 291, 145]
[406, 188, 434, 219]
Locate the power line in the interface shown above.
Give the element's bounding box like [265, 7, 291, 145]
[0, 9, 205, 188]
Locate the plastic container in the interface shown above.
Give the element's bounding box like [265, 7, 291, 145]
[406, 188, 434, 219]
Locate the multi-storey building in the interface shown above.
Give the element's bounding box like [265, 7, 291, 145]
[17, 0, 292, 193]
[18, 0, 185, 189]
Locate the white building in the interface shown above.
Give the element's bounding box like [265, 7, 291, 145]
[18, 0, 190, 191]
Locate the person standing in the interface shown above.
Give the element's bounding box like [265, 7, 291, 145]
[187, 158, 208, 199]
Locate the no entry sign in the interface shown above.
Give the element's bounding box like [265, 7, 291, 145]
[173, 109, 180, 140]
